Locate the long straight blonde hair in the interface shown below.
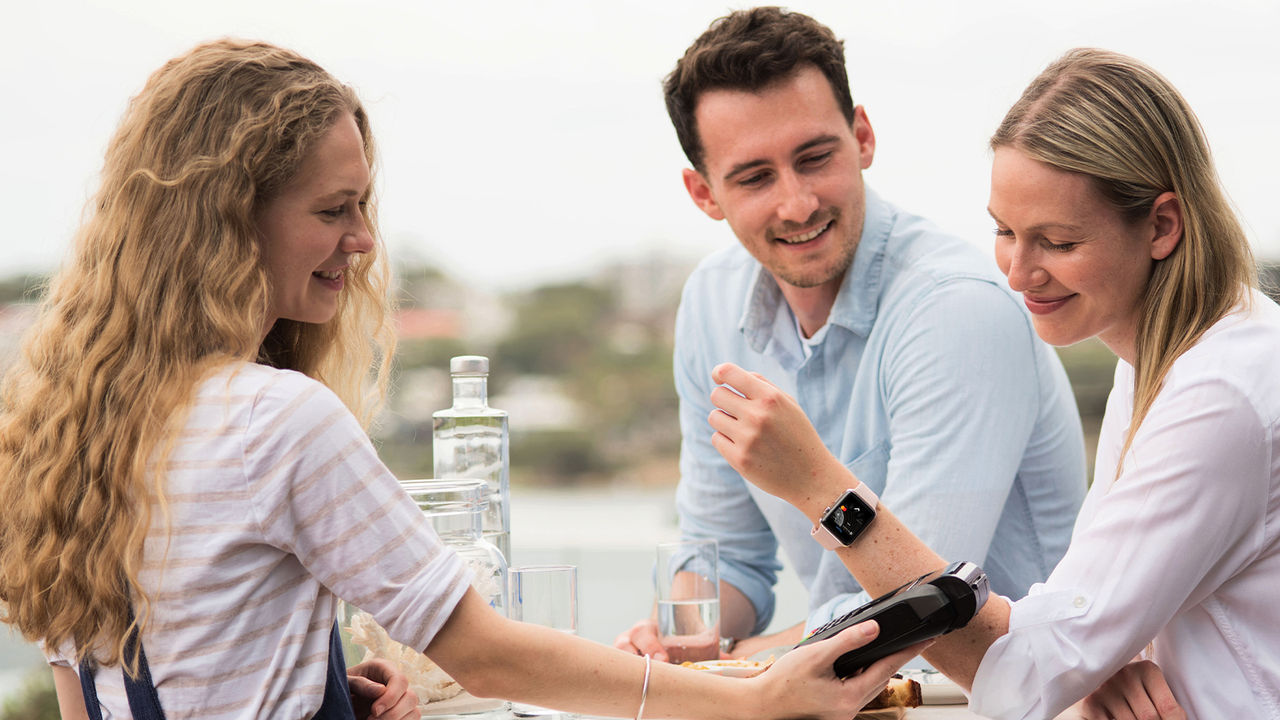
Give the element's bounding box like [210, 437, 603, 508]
[992, 48, 1255, 474]
[0, 39, 396, 671]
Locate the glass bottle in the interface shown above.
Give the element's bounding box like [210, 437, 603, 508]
[433, 355, 510, 561]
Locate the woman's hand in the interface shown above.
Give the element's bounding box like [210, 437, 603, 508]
[750, 620, 929, 719]
[709, 362, 847, 509]
[1069, 660, 1186, 720]
[347, 658, 420, 720]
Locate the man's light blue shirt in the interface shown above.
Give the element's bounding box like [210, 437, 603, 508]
[673, 188, 1087, 635]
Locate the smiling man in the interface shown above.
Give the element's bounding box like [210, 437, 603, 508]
[615, 7, 1088, 660]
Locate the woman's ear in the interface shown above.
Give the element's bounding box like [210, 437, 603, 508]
[1149, 191, 1183, 261]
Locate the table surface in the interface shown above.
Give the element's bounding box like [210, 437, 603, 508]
[576, 709, 985, 720]
[578, 705, 1073, 719]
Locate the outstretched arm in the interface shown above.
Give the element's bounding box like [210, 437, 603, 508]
[427, 588, 926, 720]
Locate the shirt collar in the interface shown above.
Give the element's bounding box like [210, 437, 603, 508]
[738, 186, 894, 353]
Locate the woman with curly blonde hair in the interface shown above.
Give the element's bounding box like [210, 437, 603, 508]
[0, 39, 917, 720]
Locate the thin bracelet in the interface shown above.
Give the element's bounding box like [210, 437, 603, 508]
[636, 653, 652, 720]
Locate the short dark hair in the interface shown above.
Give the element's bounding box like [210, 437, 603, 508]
[663, 6, 855, 172]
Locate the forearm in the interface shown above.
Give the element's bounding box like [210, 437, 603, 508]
[719, 580, 757, 640]
[795, 473, 1010, 687]
[429, 589, 760, 720]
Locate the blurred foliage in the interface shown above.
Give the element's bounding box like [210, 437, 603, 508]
[372, 432, 433, 479]
[4, 261, 1278, 488]
[394, 338, 470, 378]
[367, 267, 1131, 486]
[512, 429, 611, 484]
[496, 283, 616, 376]
[1, 668, 58, 720]
[373, 273, 683, 485]
[0, 274, 47, 305]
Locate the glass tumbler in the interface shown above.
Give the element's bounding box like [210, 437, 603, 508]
[655, 539, 720, 664]
[509, 564, 578, 719]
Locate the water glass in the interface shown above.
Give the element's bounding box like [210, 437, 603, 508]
[509, 565, 578, 718]
[655, 539, 720, 663]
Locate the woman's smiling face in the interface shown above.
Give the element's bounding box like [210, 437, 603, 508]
[255, 112, 373, 335]
[989, 147, 1172, 362]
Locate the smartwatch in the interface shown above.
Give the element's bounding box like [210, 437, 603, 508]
[810, 483, 879, 549]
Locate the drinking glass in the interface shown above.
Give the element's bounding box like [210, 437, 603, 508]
[509, 565, 578, 718]
[655, 539, 720, 663]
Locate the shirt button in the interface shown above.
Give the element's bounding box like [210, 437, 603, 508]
[1073, 596, 1087, 608]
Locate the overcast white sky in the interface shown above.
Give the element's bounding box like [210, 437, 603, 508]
[3, 0, 1277, 291]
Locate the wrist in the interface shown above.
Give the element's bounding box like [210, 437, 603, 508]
[741, 675, 774, 720]
[794, 460, 860, 519]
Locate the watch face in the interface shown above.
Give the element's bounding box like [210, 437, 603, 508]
[822, 490, 875, 544]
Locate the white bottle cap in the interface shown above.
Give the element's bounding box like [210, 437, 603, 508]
[450, 355, 489, 375]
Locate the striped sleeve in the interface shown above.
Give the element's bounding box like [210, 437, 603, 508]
[242, 371, 470, 653]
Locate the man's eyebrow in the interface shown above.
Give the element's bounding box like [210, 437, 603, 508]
[723, 159, 768, 184]
[794, 134, 840, 156]
[721, 135, 841, 183]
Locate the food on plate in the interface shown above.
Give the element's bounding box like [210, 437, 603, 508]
[346, 610, 463, 702]
[862, 676, 922, 709]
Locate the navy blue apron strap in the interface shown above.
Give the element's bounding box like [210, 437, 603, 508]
[78, 618, 353, 719]
[311, 620, 357, 720]
[77, 620, 166, 720]
[121, 623, 167, 720]
[77, 656, 106, 720]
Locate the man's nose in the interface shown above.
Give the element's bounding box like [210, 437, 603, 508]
[776, 171, 820, 224]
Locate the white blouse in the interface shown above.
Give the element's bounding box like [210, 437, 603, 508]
[971, 290, 1280, 719]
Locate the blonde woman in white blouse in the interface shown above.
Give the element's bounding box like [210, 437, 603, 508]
[704, 48, 1277, 719]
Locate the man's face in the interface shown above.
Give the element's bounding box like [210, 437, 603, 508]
[683, 65, 875, 297]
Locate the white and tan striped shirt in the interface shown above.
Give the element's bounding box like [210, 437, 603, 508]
[50, 362, 469, 719]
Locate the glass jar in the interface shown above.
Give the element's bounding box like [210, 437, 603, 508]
[405, 479, 509, 618]
[343, 479, 510, 720]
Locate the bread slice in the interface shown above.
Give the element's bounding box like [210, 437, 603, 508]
[862, 677, 922, 709]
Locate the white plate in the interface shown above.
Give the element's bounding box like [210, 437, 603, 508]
[681, 659, 771, 677]
[898, 669, 967, 705]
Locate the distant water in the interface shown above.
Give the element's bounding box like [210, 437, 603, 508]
[0, 486, 808, 704]
[0, 630, 44, 703]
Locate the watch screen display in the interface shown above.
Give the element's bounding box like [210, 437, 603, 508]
[823, 491, 875, 542]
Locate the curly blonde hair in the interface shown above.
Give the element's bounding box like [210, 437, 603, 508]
[0, 39, 395, 671]
[992, 48, 1255, 476]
